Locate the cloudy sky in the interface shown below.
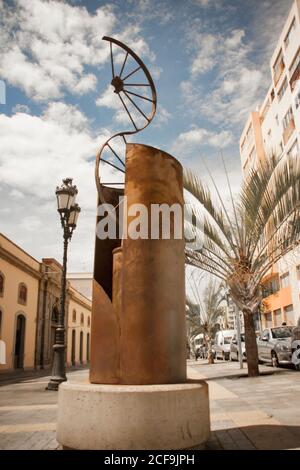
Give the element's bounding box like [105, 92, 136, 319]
[0, 0, 293, 272]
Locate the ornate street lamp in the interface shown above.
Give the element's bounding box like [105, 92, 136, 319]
[46, 178, 81, 391]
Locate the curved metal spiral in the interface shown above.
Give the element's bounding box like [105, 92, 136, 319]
[95, 36, 157, 203]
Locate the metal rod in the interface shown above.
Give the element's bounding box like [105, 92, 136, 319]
[124, 83, 151, 86]
[101, 157, 125, 173]
[119, 51, 129, 78]
[123, 90, 150, 122]
[107, 143, 125, 167]
[122, 65, 141, 81]
[118, 93, 138, 130]
[123, 89, 154, 103]
[46, 228, 68, 390]
[110, 42, 115, 79]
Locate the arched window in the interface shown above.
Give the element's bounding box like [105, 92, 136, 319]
[80, 313, 84, 326]
[18, 283, 27, 305]
[0, 272, 4, 296]
[87, 316, 91, 327]
[72, 309, 77, 322]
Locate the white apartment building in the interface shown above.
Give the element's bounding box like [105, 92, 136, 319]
[239, 0, 300, 329]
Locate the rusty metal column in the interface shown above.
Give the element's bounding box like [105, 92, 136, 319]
[120, 143, 186, 385]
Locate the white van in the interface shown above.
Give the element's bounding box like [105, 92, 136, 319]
[213, 330, 235, 361]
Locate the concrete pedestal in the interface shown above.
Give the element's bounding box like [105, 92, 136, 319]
[57, 380, 210, 450]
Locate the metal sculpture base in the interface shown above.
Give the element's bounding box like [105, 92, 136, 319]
[56, 379, 210, 450]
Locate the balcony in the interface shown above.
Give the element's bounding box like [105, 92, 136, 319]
[273, 60, 285, 85]
[283, 118, 295, 145]
[290, 60, 300, 91]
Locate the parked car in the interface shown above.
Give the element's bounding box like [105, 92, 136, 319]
[229, 333, 246, 362]
[213, 330, 235, 361]
[257, 326, 295, 367]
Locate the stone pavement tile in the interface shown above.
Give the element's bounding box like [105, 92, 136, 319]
[241, 424, 300, 450]
[205, 433, 223, 450]
[214, 430, 239, 450]
[227, 428, 256, 450]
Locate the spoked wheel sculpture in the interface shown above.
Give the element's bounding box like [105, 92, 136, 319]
[95, 36, 157, 203]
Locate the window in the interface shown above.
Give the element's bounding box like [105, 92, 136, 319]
[284, 305, 295, 325]
[283, 107, 294, 129]
[280, 272, 290, 288]
[72, 309, 77, 322]
[80, 313, 84, 326]
[289, 47, 300, 90]
[273, 308, 282, 326]
[18, 283, 27, 305]
[263, 276, 279, 297]
[287, 140, 299, 159]
[284, 17, 296, 49]
[289, 47, 300, 78]
[87, 316, 91, 327]
[277, 77, 288, 101]
[275, 115, 279, 126]
[273, 49, 285, 84]
[0, 272, 4, 296]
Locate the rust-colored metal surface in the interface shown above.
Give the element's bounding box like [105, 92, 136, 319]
[89, 186, 123, 384]
[120, 143, 187, 384]
[91, 144, 187, 385]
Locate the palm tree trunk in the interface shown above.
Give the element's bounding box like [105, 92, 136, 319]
[207, 338, 214, 364]
[243, 309, 259, 377]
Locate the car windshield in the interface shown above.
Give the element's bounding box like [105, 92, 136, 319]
[224, 337, 232, 344]
[271, 327, 293, 339]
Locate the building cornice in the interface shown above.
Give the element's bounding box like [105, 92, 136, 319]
[0, 245, 41, 280]
[69, 289, 92, 311]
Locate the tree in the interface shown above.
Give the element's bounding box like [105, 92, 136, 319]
[184, 155, 300, 376]
[186, 274, 225, 364]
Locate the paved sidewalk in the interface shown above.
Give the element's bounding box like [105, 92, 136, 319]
[0, 369, 87, 450]
[189, 359, 300, 450]
[0, 361, 300, 449]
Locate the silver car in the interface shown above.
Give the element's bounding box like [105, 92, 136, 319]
[229, 333, 246, 362]
[257, 326, 294, 367]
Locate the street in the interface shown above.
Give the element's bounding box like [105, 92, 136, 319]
[1, 361, 300, 450]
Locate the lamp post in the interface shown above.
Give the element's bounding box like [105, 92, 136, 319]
[46, 178, 81, 391]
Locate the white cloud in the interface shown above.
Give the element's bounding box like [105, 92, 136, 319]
[12, 104, 31, 114]
[0, 104, 122, 270]
[0, 0, 116, 101]
[0, 105, 114, 209]
[181, 22, 264, 126]
[43, 102, 89, 133]
[172, 126, 233, 158]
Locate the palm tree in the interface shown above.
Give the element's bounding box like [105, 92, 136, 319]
[184, 155, 300, 377]
[186, 274, 225, 364]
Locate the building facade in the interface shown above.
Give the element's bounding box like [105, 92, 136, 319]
[239, 0, 300, 329]
[0, 233, 91, 373]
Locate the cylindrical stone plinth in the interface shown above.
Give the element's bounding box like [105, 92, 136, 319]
[57, 380, 210, 450]
[120, 143, 186, 384]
